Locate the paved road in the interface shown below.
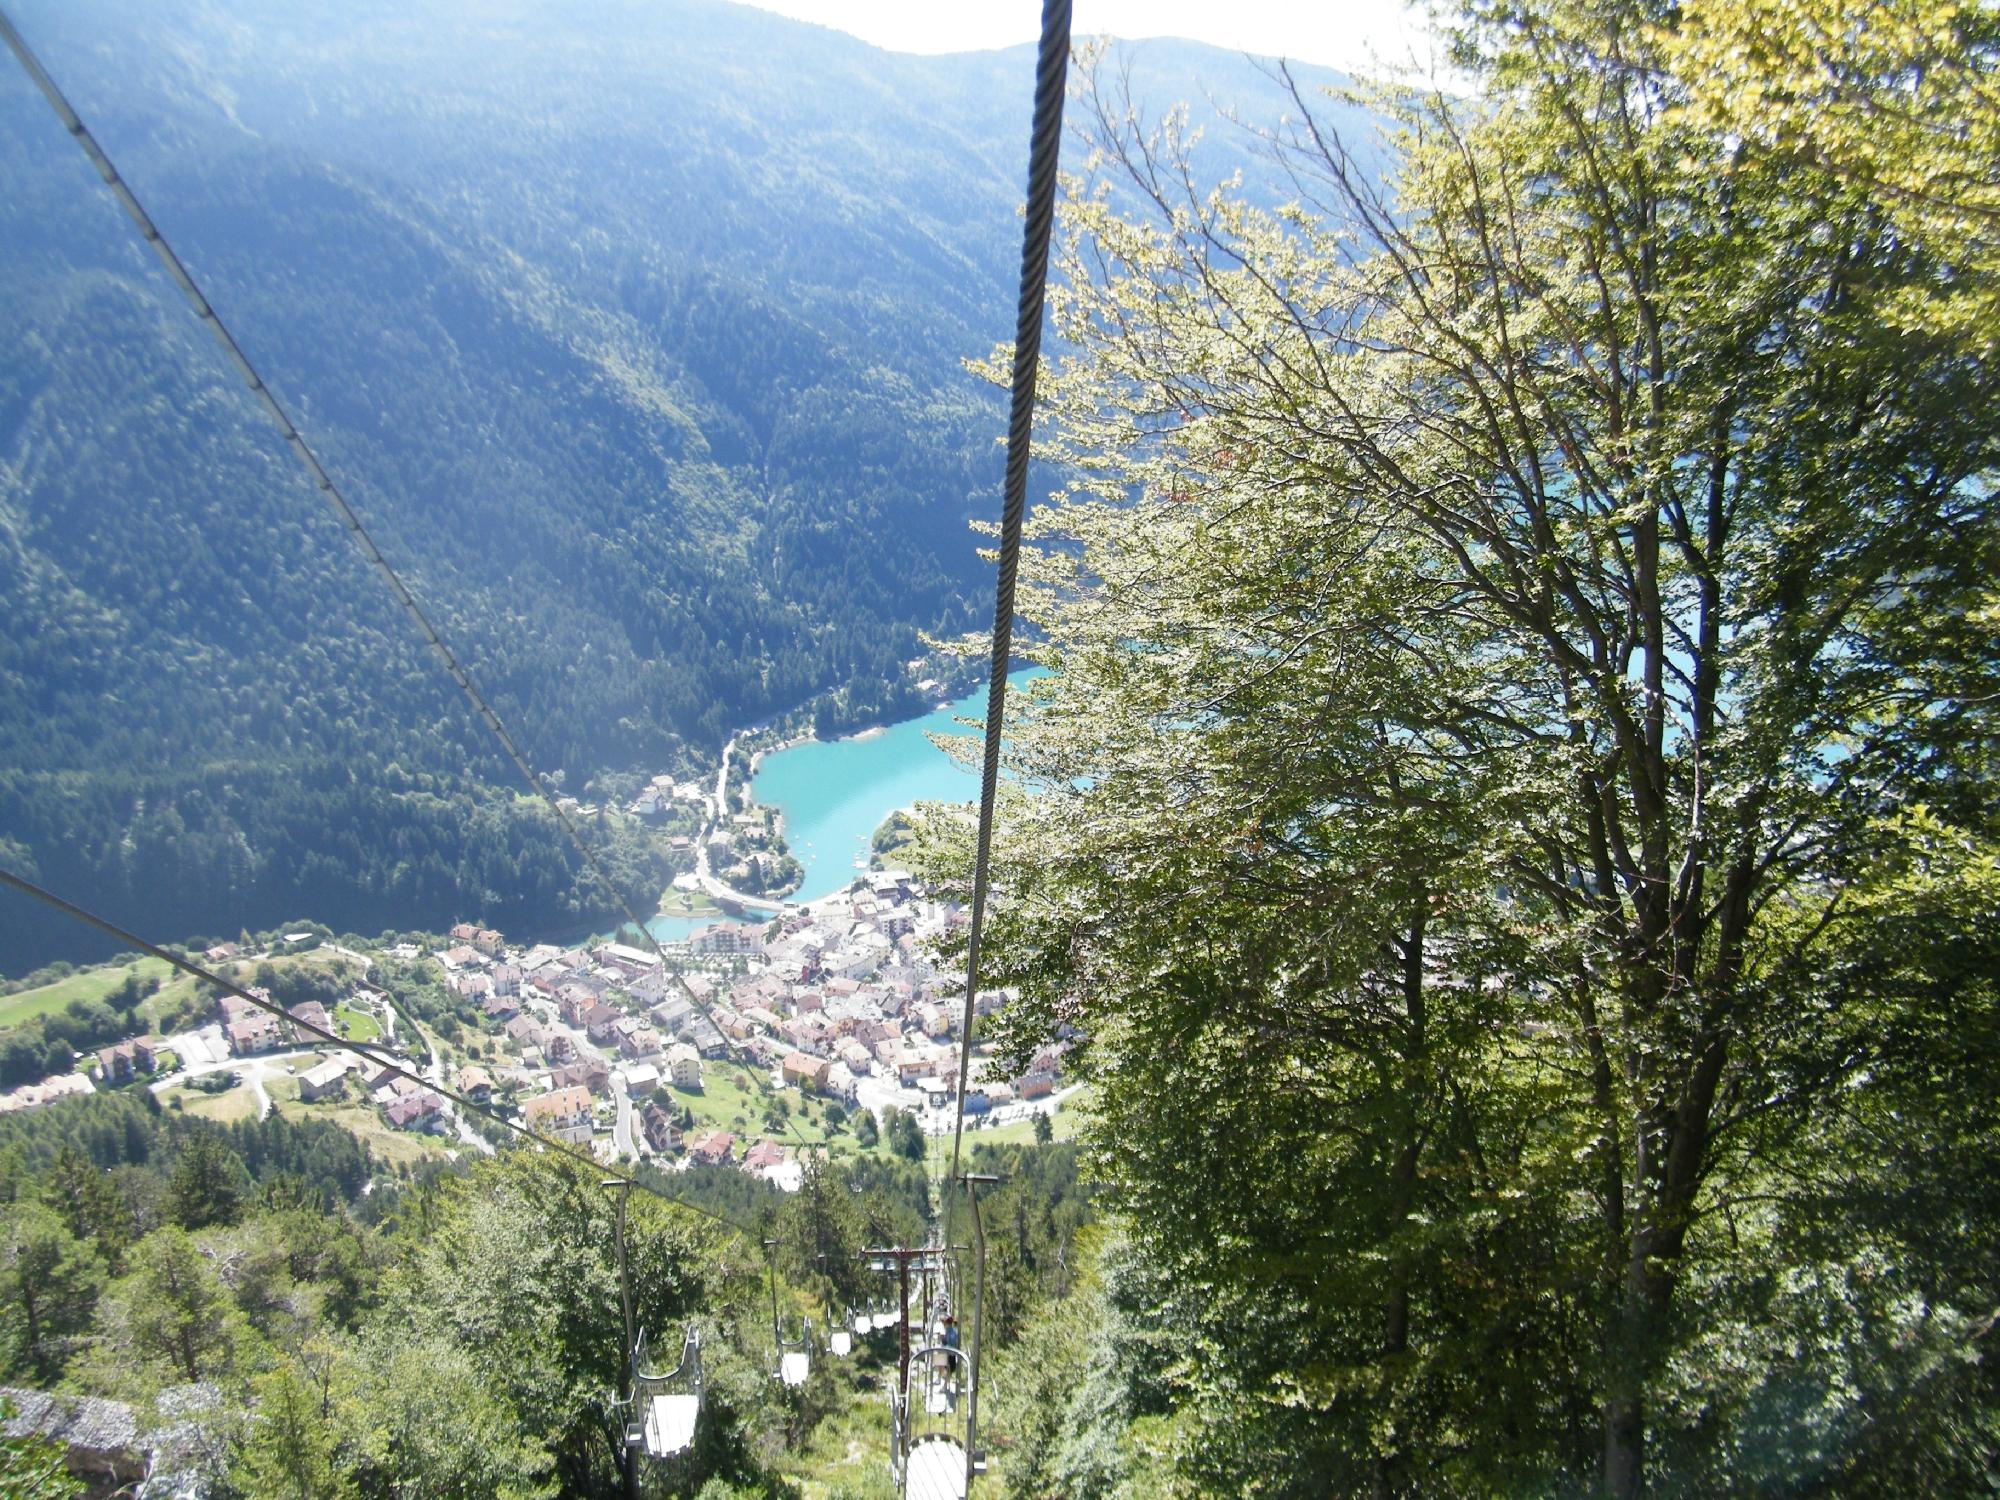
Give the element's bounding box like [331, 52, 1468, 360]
[611, 1074, 636, 1161]
[151, 1047, 317, 1121]
[152, 1041, 320, 1089]
[693, 733, 792, 914]
[447, 1105, 496, 1155]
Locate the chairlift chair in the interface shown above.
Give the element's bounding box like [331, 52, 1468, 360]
[905, 1342, 975, 1500]
[906, 1432, 971, 1500]
[625, 1326, 702, 1459]
[776, 1315, 813, 1387]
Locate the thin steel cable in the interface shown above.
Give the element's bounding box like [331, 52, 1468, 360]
[946, 0, 1071, 1205]
[0, 5, 757, 1056]
[0, 865, 765, 1241]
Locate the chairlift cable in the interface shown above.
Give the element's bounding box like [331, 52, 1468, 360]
[0, 5, 748, 1064]
[945, 0, 1072, 1212]
[0, 867, 764, 1242]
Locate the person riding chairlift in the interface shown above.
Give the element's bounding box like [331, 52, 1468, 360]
[932, 1313, 962, 1399]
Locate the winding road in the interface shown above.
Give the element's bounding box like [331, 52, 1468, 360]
[691, 731, 795, 914]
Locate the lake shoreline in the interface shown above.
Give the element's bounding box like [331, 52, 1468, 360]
[747, 668, 1044, 906]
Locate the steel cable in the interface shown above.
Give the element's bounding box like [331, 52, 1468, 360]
[946, 0, 1072, 1208]
[0, 4, 751, 1057]
[0, 867, 765, 1240]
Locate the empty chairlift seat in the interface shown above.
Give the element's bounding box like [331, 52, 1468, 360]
[628, 1327, 702, 1459]
[779, 1350, 810, 1387]
[905, 1435, 968, 1500]
[644, 1392, 699, 1457]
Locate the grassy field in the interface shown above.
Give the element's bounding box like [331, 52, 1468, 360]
[670, 1061, 886, 1154]
[0, 957, 208, 1051]
[674, 1061, 788, 1140]
[657, 886, 723, 917]
[173, 1081, 260, 1124]
[278, 1096, 451, 1166]
[958, 1090, 1090, 1148]
[0, 956, 177, 1029]
[265, 1065, 310, 1106]
[335, 1003, 382, 1042]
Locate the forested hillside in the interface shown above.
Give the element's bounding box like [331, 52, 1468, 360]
[0, 0, 1369, 966]
[0, 1085, 1095, 1498]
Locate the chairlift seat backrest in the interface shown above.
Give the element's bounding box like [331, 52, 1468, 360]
[905, 1435, 968, 1500]
[830, 1329, 852, 1357]
[644, 1393, 699, 1457]
[779, 1351, 810, 1386]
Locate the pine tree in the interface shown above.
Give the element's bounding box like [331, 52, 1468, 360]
[0, 1202, 102, 1380]
[124, 1227, 235, 1382]
[165, 1130, 241, 1230]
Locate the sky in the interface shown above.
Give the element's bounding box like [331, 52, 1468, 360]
[739, 0, 1437, 75]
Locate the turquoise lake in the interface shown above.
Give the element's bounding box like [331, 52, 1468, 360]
[751, 671, 1040, 905]
[635, 671, 1038, 942]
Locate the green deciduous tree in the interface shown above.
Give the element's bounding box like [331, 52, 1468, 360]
[381, 1153, 710, 1496]
[0, 1396, 84, 1500]
[955, 2, 2000, 1493]
[343, 1336, 554, 1500]
[236, 1340, 361, 1500]
[1667, 0, 2000, 355]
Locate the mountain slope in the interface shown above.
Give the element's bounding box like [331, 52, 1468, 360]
[0, 0, 1371, 964]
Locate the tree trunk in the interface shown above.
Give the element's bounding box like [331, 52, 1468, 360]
[1372, 889, 1428, 1500]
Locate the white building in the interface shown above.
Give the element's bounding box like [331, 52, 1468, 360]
[664, 1043, 703, 1090]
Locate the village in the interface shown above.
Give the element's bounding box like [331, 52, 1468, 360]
[0, 869, 1075, 1192]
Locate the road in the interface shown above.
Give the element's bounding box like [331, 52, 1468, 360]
[524, 996, 636, 1161]
[153, 1032, 320, 1086]
[447, 1105, 496, 1155]
[322, 944, 374, 973]
[914, 1081, 1088, 1136]
[151, 1045, 317, 1120]
[692, 732, 793, 914]
[611, 1074, 637, 1161]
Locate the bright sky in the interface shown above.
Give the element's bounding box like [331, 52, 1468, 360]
[740, 0, 1436, 74]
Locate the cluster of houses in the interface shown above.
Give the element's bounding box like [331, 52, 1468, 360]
[213, 984, 382, 1058]
[405, 868, 1064, 1169]
[627, 772, 708, 819]
[0, 856, 1069, 1155]
[680, 871, 1066, 1118]
[0, 1070, 94, 1115]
